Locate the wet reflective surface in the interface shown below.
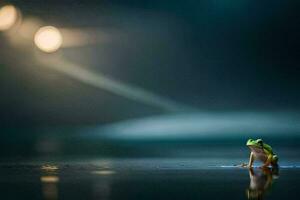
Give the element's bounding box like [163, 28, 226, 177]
[0, 159, 300, 200]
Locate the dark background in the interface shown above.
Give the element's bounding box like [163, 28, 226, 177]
[1, 0, 300, 126]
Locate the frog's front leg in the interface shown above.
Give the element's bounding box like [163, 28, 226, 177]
[247, 152, 255, 168]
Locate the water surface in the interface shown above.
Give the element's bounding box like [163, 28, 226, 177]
[1, 158, 300, 200]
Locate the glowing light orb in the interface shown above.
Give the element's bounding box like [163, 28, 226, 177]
[34, 26, 63, 53]
[0, 5, 18, 31]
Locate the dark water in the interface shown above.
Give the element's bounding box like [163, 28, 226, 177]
[1, 158, 300, 200]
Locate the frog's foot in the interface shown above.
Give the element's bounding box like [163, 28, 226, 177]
[236, 163, 252, 168]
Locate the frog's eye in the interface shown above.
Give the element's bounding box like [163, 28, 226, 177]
[257, 139, 263, 145]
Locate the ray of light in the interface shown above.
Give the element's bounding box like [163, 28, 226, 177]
[94, 112, 300, 139]
[60, 28, 111, 48]
[35, 55, 189, 111]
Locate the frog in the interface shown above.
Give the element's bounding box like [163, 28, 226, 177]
[245, 139, 278, 168]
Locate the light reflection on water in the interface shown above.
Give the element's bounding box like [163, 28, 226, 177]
[41, 164, 59, 200]
[92, 170, 116, 175]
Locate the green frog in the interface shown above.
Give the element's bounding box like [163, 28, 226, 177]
[246, 139, 278, 168]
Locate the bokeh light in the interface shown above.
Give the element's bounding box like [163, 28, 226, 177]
[34, 26, 63, 53]
[0, 5, 18, 31]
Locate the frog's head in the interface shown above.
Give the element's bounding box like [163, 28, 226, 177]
[246, 138, 264, 149]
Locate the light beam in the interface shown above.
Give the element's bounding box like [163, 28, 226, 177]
[36, 55, 188, 111]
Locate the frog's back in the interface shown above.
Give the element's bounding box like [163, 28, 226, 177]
[263, 143, 273, 155]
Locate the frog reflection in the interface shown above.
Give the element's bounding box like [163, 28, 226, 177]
[246, 167, 279, 200]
